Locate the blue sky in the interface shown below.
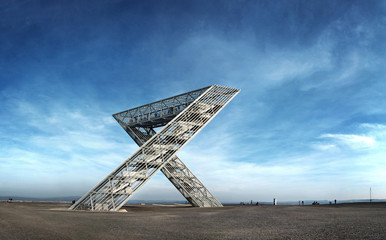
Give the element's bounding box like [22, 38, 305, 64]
[1, 0, 385, 202]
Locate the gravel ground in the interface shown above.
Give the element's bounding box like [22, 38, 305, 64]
[0, 202, 385, 239]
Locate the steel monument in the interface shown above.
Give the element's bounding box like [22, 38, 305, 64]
[70, 85, 240, 211]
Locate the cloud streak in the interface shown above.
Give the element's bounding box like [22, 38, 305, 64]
[320, 134, 375, 150]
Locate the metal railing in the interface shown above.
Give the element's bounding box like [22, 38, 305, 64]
[70, 85, 239, 211]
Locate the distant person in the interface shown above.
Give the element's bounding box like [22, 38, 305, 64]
[302, 201, 304, 205]
[72, 200, 76, 204]
[256, 202, 259, 206]
[334, 199, 336, 204]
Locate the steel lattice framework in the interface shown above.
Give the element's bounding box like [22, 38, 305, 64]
[70, 85, 240, 211]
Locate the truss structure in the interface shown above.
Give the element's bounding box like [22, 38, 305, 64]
[70, 85, 239, 211]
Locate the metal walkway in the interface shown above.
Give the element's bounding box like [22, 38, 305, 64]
[70, 85, 239, 211]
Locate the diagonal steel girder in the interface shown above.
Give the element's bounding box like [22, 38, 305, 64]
[69, 85, 240, 211]
[120, 125, 222, 207]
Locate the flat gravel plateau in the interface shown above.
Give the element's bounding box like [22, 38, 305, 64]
[0, 202, 385, 239]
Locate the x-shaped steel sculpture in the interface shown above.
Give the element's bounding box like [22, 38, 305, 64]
[70, 85, 239, 211]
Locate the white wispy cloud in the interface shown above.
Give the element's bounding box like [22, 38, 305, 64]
[316, 123, 386, 152]
[1, 1, 385, 202]
[320, 133, 375, 149]
[0, 95, 139, 197]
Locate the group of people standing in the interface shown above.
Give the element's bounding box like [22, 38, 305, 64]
[298, 199, 337, 205]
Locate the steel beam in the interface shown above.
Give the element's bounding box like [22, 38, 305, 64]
[70, 85, 239, 211]
[123, 125, 222, 207]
